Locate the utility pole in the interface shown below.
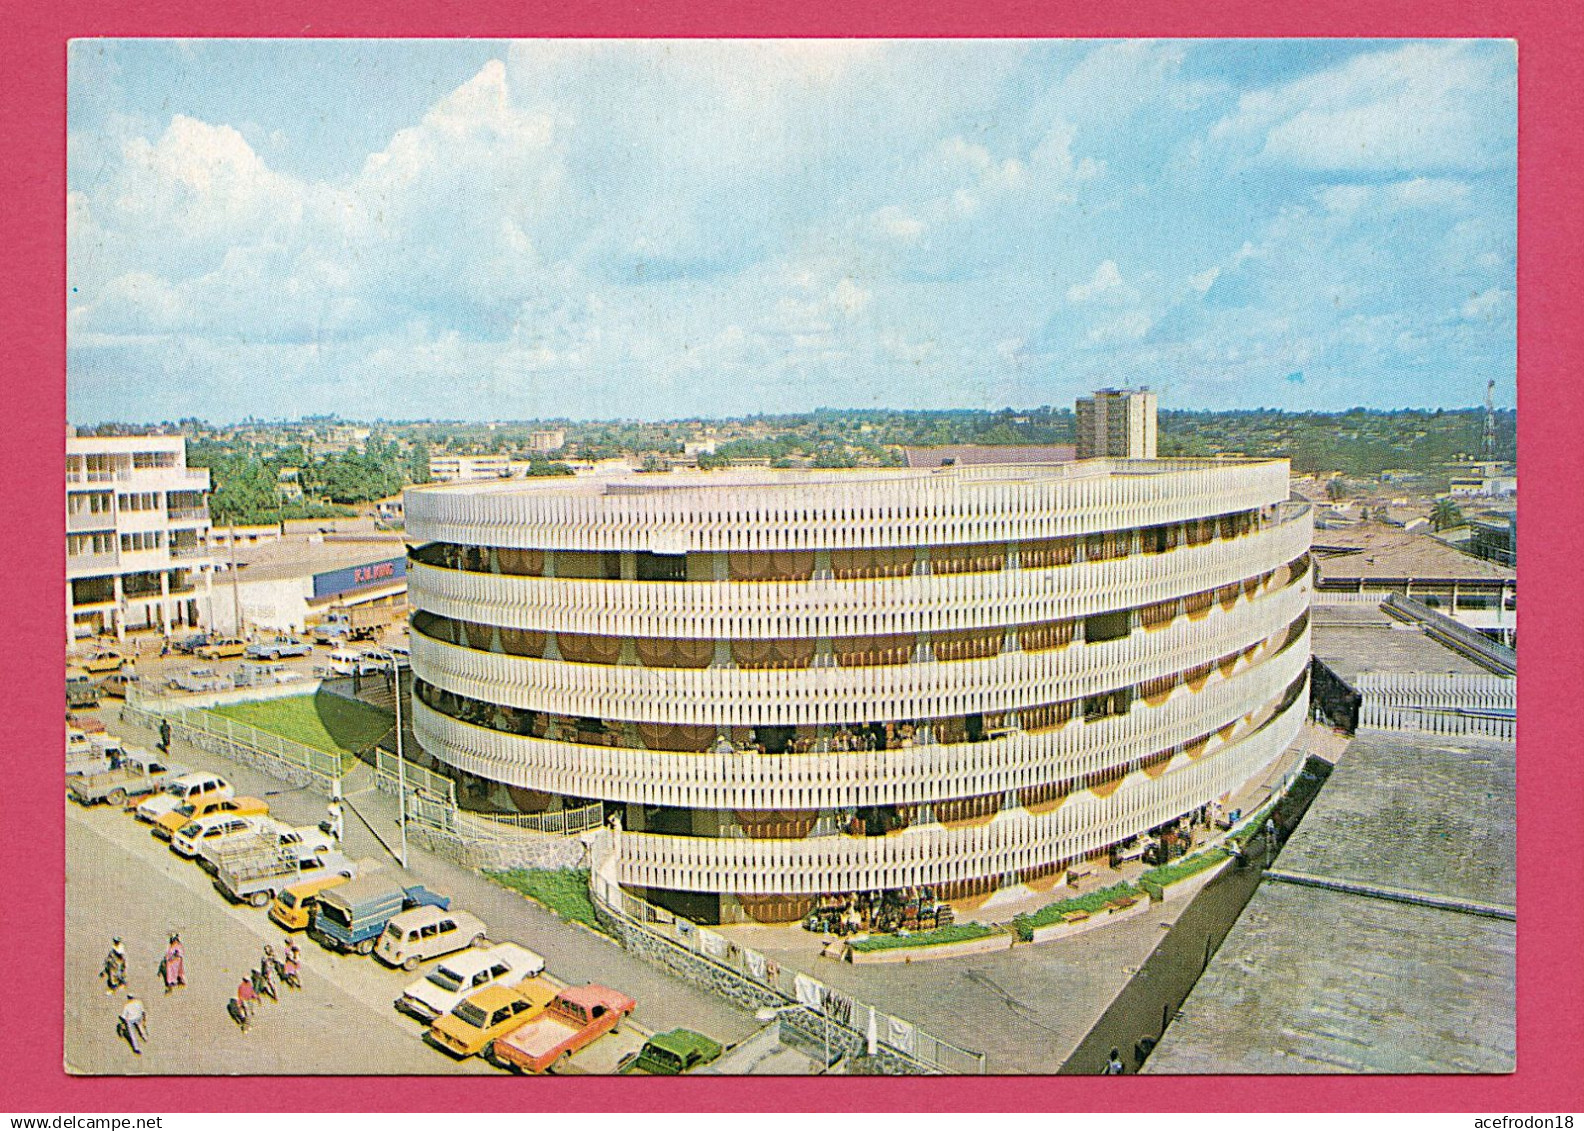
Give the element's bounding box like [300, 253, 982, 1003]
[228, 524, 243, 637]
[394, 654, 408, 869]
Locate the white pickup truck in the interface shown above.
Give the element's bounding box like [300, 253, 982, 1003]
[215, 842, 357, 907]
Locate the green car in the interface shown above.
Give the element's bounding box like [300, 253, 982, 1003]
[621, 1029, 723, 1075]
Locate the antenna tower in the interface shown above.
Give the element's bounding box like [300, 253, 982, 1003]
[1482, 379, 1497, 461]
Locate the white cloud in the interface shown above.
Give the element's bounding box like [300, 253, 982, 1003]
[1067, 260, 1131, 304]
[1459, 287, 1510, 321]
[1211, 41, 1514, 173]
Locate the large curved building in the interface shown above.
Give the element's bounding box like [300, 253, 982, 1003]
[404, 460, 1311, 924]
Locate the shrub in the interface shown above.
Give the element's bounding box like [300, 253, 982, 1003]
[846, 923, 1000, 953]
[1013, 882, 1143, 940]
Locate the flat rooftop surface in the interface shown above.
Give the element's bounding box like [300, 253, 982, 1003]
[1311, 621, 1490, 681]
[1145, 728, 1515, 1074]
[232, 535, 406, 584]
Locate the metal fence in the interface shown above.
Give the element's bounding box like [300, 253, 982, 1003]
[586, 829, 987, 1075]
[120, 701, 343, 794]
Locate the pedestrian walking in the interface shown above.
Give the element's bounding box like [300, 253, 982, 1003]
[326, 800, 344, 842]
[236, 974, 258, 1026]
[158, 718, 172, 753]
[1103, 1047, 1125, 1074]
[161, 933, 186, 993]
[102, 938, 127, 994]
[117, 994, 148, 1055]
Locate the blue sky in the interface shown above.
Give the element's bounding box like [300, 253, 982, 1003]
[66, 39, 1516, 424]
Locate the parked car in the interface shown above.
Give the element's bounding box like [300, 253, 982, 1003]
[152, 796, 268, 840]
[329, 647, 389, 677]
[66, 674, 101, 710]
[244, 636, 313, 661]
[311, 876, 450, 956]
[171, 632, 212, 655]
[170, 812, 275, 858]
[69, 753, 186, 806]
[195, 638, 247, 660]
[618, 1029, 724, 1075]
[168, 668, 231, 693]
[375, 906, 488, 971]
[80, 650, 127, 673]
[233, 663, 307, 689]
[96, 670, 140, 699]
[426, 980, 558, 1059]
[269, 873, 355, 932]
[136, 772, 234, 823]
[395, 942, 545, 1023]
[65, 711, 107, 734]
[491, 984, 636, 1074]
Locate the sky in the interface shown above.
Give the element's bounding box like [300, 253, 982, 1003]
[66, 39, 1517, 425]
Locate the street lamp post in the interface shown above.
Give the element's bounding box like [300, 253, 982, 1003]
[756, 1002, 831, 1071]
[392, 654, 407, 869]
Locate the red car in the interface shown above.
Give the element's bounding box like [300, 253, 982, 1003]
[491, 984, 635, 1074]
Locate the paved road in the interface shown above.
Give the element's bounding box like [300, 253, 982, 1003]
[66, 799, 497, 1074]
[72, 704, 759, 1075]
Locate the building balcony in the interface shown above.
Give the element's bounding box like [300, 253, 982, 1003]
[67, 552, 120, 577]
[66, 511, 116, 534]
[410, 632, 1309, 810]
[602, 702, 1304, 896]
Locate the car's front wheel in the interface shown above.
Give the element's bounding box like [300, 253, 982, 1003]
[403, 955, 420, 972]
[249, 891, 271, 908]
[356, 938, 375, 956]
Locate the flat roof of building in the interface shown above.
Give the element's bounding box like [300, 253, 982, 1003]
[1310, 620, 1492, 681]
[1145, 728, 1515, 1074]
[408, 457, 1286, 501]
[231, 535, 405, 584]
[1313, 526, 1515, 583]
[902, 444, 1078, 469]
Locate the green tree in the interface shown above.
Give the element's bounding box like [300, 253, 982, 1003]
[1431, 497, 1464, 531]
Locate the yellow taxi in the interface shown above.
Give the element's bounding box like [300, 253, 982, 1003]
[153, 796, 269, 840]
[196, 638, 247, 660]
[269, 873, 353, 931]
[80, 650, 127, 673]
[427, 980, 556, 1059]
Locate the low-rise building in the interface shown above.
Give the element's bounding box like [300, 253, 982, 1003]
[429, 453, 510, 482]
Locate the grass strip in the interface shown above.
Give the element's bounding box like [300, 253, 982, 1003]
[486, 867, 605, 933]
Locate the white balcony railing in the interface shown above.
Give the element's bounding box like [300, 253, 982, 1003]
[411, 627, 1310, 810]
[600, 700, 1304, 895]
[408, 576, 1309, 728]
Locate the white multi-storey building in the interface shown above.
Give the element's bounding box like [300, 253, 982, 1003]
[67, 433, 214, 645]
[404, 460, 1312, 923]
[428, 453, 511, 482]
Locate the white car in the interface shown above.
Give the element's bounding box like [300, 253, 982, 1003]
[375, 906, 488, 971]
[328, 648, 390, 677]
[136, 772, 233, 823]
[170, 812, 275, 858]
[394, 942, 544, 1022]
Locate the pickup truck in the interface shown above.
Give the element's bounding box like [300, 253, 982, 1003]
[311, 875, 450, 955]
[67, 732, 124, 778]
[618, 1029, 724, 1075]
[491, 984, 636, 1074]
[215, 843, 357, 908]
[244, 636, 313, 661]
[201, 823, 333, 872]
[168, 668, 231, 693]
[69, 752, 186, 806]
